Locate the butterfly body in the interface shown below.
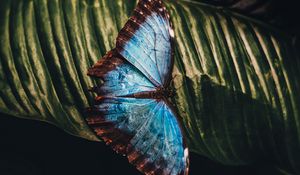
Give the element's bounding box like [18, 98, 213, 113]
[86, 0, 189, 174]
[121, 87, 174, 99]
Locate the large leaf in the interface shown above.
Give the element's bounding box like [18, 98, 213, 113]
[186, 0, 300, 35]
[0, 0, 299, 174]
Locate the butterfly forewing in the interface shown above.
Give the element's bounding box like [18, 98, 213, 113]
[116, 0, 174, 87]
[87, 97, 188, 175]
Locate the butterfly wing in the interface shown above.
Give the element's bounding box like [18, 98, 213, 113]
[87, 50, 189, 174]
[116, 0, 174, 87]
[87, 97, 189, 175]
[88, 50, 155, 97]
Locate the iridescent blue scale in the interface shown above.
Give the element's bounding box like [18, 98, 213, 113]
[118, 11, 173, 86]
[100, 62, 155, 96]
[86, 0, 189, 174]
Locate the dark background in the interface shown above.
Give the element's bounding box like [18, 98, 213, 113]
[0, 113, 281, 175]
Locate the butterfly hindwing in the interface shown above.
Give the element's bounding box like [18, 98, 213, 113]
[116, 0, 174, 87]
[88, 50, 155, 97]
[87, 97, 188, 175]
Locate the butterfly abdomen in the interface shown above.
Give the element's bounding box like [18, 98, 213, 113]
[122, 87, 173, 99]
[90, 88, 174, 101]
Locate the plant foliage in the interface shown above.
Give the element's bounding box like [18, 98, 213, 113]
[0, 0, 299, 174]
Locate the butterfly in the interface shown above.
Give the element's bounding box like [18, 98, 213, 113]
[86, 0, 189, 174]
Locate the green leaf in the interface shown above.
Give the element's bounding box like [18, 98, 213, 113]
[0, 0, 299, 174]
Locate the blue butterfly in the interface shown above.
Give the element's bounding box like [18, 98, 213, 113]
[86, 0, 189, 174]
